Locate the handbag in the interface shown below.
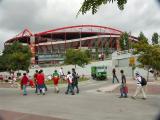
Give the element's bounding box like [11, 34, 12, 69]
[123, 86, 128, 93]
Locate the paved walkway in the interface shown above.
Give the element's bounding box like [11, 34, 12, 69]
[0, 110, 66, 120]
[0, 79, 160, 120]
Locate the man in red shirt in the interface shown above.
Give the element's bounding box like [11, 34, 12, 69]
[37, 70, 45, 95]
[21, 73, 29, 96]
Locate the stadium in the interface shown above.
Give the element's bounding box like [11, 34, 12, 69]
[4, 25, 138, 65]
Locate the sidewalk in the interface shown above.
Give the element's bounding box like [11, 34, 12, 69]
[96, 80, 160, 95]
[0, 110, 66, 120]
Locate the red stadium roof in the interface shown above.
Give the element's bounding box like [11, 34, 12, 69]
[5, 25, 138, 43]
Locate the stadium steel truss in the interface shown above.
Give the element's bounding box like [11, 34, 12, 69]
[5, 25, 138, 65]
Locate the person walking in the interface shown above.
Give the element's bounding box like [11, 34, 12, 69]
[59, 67, 65, 81]
[65, 71, 74, 95]
[34, 70, 38, 93]
[131, 72, 147, 100]
[40, 69, 47, 92]
[37, 70, 46, 95]
[72, 68, 79, 93]
[52, 70, 60, 93]
[119, 70, 128, 98]
[21, 73, 29, 96]
[112, 68, 119, 83]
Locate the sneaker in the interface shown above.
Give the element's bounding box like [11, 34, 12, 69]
[131, 96, 136, 99]
[142, 98, 146, 100]
[119, 96, 123, 98]
[65, 92, 68, 94]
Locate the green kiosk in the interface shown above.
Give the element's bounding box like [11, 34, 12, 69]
[91, 66, 107, 80]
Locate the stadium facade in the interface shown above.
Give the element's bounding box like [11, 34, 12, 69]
[5, 25, 138, 65]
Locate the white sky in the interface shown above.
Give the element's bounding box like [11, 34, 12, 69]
[0, 0, 160, 50]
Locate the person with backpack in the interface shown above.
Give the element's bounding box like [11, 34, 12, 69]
[131, 72, 147, 100]
[72, 68, 79, 94]
[65, 71, 75, 95]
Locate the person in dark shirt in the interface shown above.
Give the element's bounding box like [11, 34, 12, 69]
[72, 68, 79, 94]
[119, 70, 128, 98]
[112, 68, 119, 83]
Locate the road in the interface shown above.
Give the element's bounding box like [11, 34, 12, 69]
[0, 79, 160, 120]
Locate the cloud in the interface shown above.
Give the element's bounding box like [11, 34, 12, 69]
[0, 0, 47, 32]
[0, 0, 160, 50]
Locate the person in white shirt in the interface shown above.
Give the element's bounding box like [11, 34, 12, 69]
[132, 72, 147, 100]
[59, 67, 65, 81]
[65, 71, 74, 95]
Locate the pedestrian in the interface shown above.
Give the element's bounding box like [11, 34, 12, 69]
[65, 71, 75, 95]
[59, 67, 65, 81]
[72, 68, 79, 93]
[112, 68, 119, 83]
[119, 70, 128, 98]
[40, 69, 47, 91]
[34, 70, 38, 93]
[131, 72, 147, 100]
[21, 73, 29, 96]
[52, 70, 60, 93]
[37, 70, 46, 95]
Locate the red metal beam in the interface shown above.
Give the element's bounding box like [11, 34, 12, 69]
[35, 25, 123, 36]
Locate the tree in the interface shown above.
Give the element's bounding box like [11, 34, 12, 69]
[152, 32, 159, 44]
[78, 0, 127, 15]
[133, 39, 160, 81]
[119, 32, 129, 50]
[138, 32, 148, 44]
[1, 42, 32, 72]
[64, 49, 90, 68]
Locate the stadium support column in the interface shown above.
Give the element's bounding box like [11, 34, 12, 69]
[65, 31, 66, 52]
[30, 36, 36, 65]
[110, 33, 112, 53]
[116, 38, 120, 51]
[79, 28, 82, 49]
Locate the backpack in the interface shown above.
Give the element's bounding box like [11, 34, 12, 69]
[141, 76, 147, 86]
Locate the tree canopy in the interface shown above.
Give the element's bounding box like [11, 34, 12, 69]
[152, 32, 159, 45]
[64, 49, 90, 68]
[119, 32, 129, 50]
[0, 42, 32, 72]
[78, 0, 127, 15]
[133, 33, 160, 72]
[138, 32, 148, 44]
